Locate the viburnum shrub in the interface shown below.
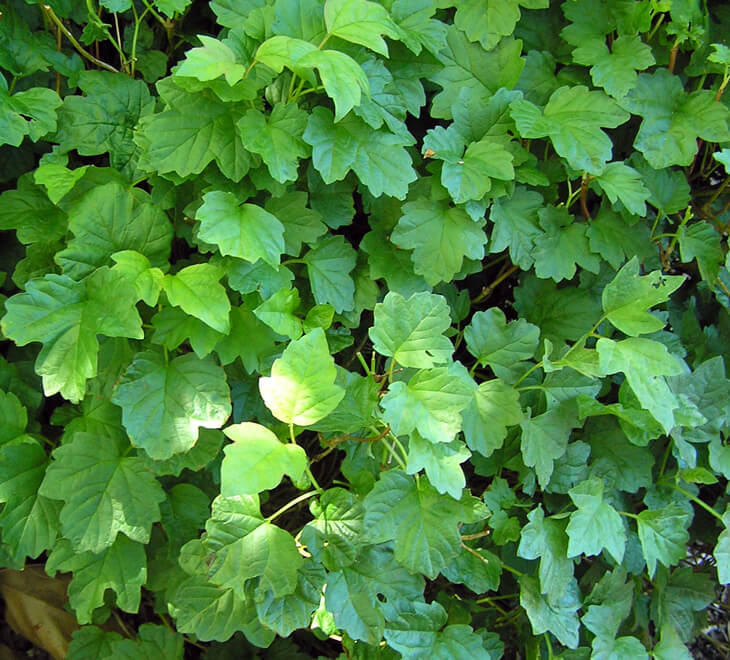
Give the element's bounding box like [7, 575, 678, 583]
[1, 0, 730, 657]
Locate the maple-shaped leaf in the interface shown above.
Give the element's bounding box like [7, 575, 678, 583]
[465, 307, 540, 381]
[518, 506, 574, 602]
[0, 174, 67, 245]
[221, 422, 307, 495]
[677, 222, 724, 285]
[0, 389, 28, 444]
[391, 198, 487, 285]
[134, 84, 254, 181]
[406, 433, 471, 499]
[0, 440, 59, 563]
[587, 205, 653, 270]
[619, 70, 730, 168]
[196, 191, 285, 267]
[566, 477, 625, 562]
[54, 71, 154, 177]
[652, 623, 694, 660]
[384, 600, 493, 659]
[106, 624, 184, 660]
[214, 306, 278, 373]
[715, 508, 730, 584]
[602, 257, 685, 336]
[111, 251, 165, 307]
[112, 350, 231, 460]
[362, 469, 486, 577]
[381, 363, 474, 444]
[461, 379, 523, 456]
[303, 235, 357, 313]
[259, 328, 345, 426]
[254, 287, 303, 339]
[303, 107, 416, 199]
[591, 161, 651, 216]
[369, 291, 453, 368]
[204, 495, 303, 599]
[582, 566, 634, 639]
[454, 0, 549, 51]
[520, 404, 578, 488]
[636, 504, 690, 578]
[0, 79, 61, 147]
[151, 307, 223, 359]
[39, 432, 165, 553]
[238, 103, 309, 183]
[597, 337, 684, 432]
[510, 85, 629, 171]
[1, 269, 143, 403]
[572, 35, 655, 98]
[488, 186, 544, 269]
[170, 576, 268, 643]
[175, 35, 246, 85]
[300, 488, 364, 570]
[520, 575, 580, 649]
[162, 263, 231, 334]
[431, 27, 524, 119]
[324, 0, 402, 56]
[66, 627, 122, 660]
[55, 182, 173, 279]
[46, 536, 146, 625]
[325, 544, 425, 643]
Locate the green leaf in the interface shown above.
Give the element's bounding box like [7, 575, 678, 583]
[221, 422, 307, 495]
[587, 204, 653, 269]
[462, 379, 523, 456]
[441, 544, 501, 594]
[46, 536, 147, 625]
[163, 263, 231, 334]
[254, 287, 303, 339]
[636, 504, 690, 578]
[566, 477, 625, 562]
[384, 601, 491, 659]
[582, 566, 634, 639]
[67, 627, 122, 660]
[259, 327, 345, 425]
[54, 71, 154, 176]
[619, 70, 730, 168]
[39, 432, 165, 553]
[303, 235, 357, 313]
[510, 85, 629, 171]
[391, 198, 487, 286]
[596, 338, 683, 432]
[0, 175, 67, 245]
[591, 635, 648, 660]
[520, 405, 577, 488]
[56, 182, 173, 279]
[519, 575, 580, 649]
[431, 28, 524, 119]
[652, 624, 693, 660]
[572, 35, 654, 98]
[715, 508, 730, 584]
[0, 83, 61, 147]
[454, 0, 549, 51]
[238, 103, 309, 183]
[677, 222, 723, 285]
[112, 351, 231, 460]
[111, 251, 164, 307]
[465, 307, 540, 381]
[369, 291, 453, 368]
[381, 363, 474, 444]
[170, 577, 267, 643]
[106, 624, 184, 660]
[303, 107, 416, 199]
[488, 186, 543, 269]
[324, 543, 424, 644]
[0, 441, 59, 563]
[214, 306, 278, 373]
[517, 506, 574, 602]
[363, 469, 485, 577]
[324, 0, 401, 56]
[602, 257, 685, 336]
[300, 487, 364, 570]
[406, 433, 471, 499]
[298, 49, 371, 121]
[204, 494, 303, 598]
[0, 389, 27, 444]
[151, 307, 224, 359]
[1, 269, 143, 403]
[197, 191, 285, 267]
[592, 162, 650, 216]
[175, 35, 246, 85]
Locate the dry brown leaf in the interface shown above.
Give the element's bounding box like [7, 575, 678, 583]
[0, 567, 78, 660]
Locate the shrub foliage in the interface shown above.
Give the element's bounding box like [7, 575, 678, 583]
[1, 0, 730, 657]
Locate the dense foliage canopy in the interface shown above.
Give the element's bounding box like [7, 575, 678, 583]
[1, 0, 730, 657]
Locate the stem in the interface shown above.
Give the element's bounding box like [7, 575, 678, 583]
[657, 439, 672, 478]
[580, 172, 592, 220]
[355, 351, 372, 378]
[471, 264, 520, 305]
[41, 5, 120, 72]
[667, 483, 724, 522]
[668, 37, 680, 73]
[461, 529, 491, 541]
[646, 13, 665, 42]
[708, 175, 730, 206]
[266, 490, 318, 522]
[290, 423, 323, 492]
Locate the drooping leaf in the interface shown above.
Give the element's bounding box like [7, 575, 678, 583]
[461, 379, 523, 456]
[162, 263, 231, 334]
[324, 0, 402, 56]
[519, 575, 580, 649]
[302, 235, 357, 312]
[636, 504, 690, 578]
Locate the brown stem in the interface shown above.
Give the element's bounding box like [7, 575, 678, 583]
[580, 176, 592, 220]
[668, 45, 678, 73]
